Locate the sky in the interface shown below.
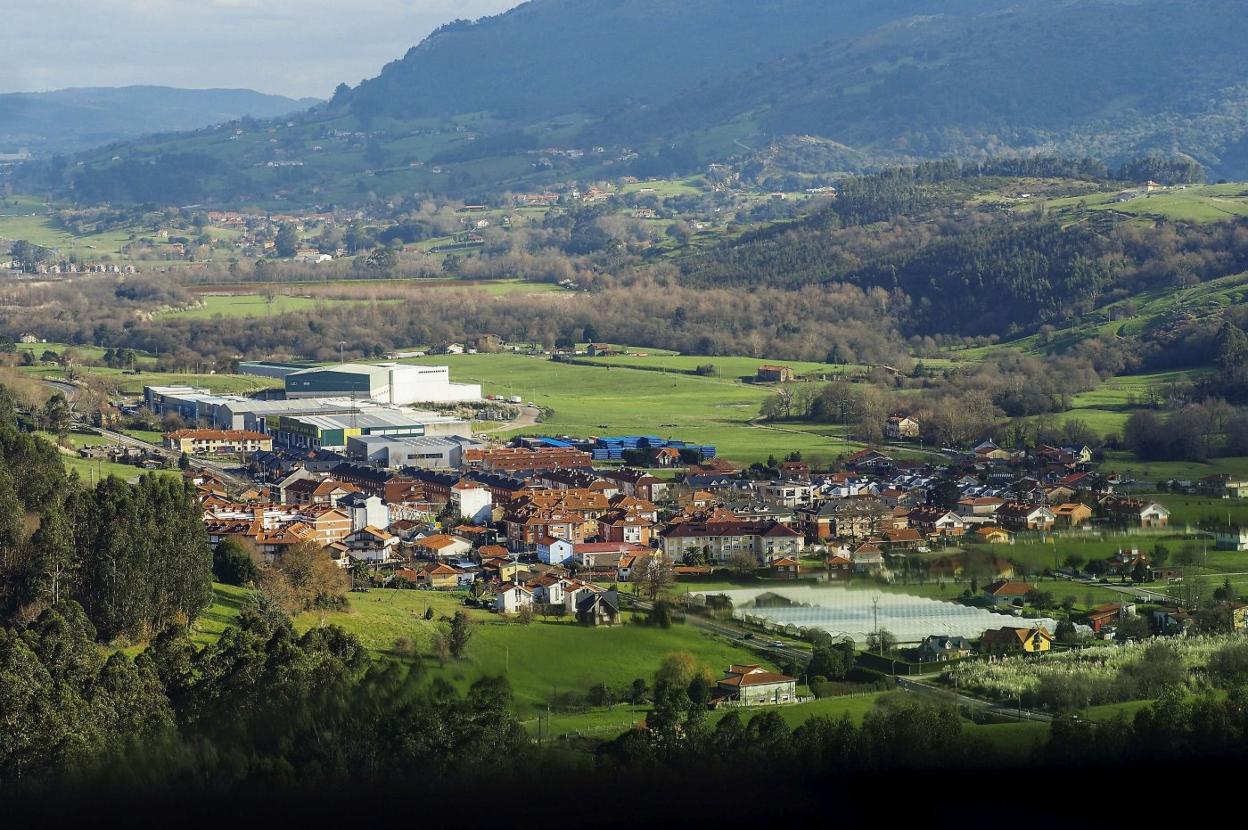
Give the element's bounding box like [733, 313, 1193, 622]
[0, 0, 522, 100]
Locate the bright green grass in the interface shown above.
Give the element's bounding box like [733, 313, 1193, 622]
[534, 691, 891, 739]
[619, 177, 705, 197]
[1045, 183, 1248, 224]
[160, 293, 400, 320]
[294, 588, 774, 716]
[38, 365, 282, 396]
[0, 207, 135, 257]
[38, 430, 176, 483]
[1099, 451, 1248, 484]
[399, 353, 863, 464]
[578, 352, 864, 379]
[192, 583, 250, 648]
[1154, 496, 1248, 528]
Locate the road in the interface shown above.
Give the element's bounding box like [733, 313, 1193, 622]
[96, 426, 248, 485]
[480, 404, 541, 435]
[622, 594, 812, 665]
[896, 676, 1053, 723]
[43, 378, 250, 485]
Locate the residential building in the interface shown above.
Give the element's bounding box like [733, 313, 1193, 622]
[1052, 502, 1093, 529]
[715, 665, 798, 706]
[165, 429, 272, 455]
[411, 534, 473, 561]
[979, 627, 1053, 655]
[983, 580, 1034, 604]
[537, 536, 575, 565]
[918, 635, 974, 662]
[1102, 497, 1170, 529]
[1216, 526, 1248, 552]
[495, 582, 534, 613]
[659, 520, 803, 564]
[576, 590, 620, 627]
[885, 415, 921, 440]
[995, 502, 1056, 532]
[451, 481, 493, 524]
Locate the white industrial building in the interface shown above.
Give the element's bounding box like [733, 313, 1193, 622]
[284, 363, 482, 405]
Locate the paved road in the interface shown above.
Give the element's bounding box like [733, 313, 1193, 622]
[897, 676, 1053, 723]
[622, 594, 812, 665]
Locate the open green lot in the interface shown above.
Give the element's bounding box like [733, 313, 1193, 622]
[578, 352, 862, 380]
[160, 294, 355, 319]
[292, 588, 777, 717]
[30, 365, 281, 396]
[38, 430, 177, 483]
[401, 352, 861, 464]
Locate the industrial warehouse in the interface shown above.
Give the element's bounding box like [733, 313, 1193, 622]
[238, 361, 482, 405]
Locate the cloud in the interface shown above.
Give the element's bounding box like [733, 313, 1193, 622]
[0, 0, 522, 98]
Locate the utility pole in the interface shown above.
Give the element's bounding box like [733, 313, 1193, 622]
[872, 594, 880, 655]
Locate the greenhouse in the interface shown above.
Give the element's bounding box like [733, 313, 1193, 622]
[693, 586, 1056, 644]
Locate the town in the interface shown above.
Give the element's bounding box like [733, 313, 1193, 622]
[63, 352, 1234, 713]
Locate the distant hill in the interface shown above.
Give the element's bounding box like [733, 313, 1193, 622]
[16, 0, 1248, 205]
[0, 86, 318, 154]
[336, 0, 984, 120]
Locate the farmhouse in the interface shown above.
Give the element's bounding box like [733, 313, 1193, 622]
[715, 665, 798, 706]
[755, 365, 795, 383]
[885, 414, 921, 440]
[983, 580, 1033, 604]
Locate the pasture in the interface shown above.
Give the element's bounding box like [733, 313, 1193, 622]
[290, 587, 774, 716]
[400, 352, 861, 464]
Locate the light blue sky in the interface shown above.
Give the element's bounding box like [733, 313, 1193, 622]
[1, 0, 522, 99]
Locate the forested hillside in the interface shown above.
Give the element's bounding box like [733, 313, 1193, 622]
[16, 0, 1248, 205]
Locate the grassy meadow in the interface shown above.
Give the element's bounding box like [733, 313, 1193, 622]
[400, 352, 861, 464]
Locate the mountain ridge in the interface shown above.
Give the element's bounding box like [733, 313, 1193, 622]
[0, 86, 320, 155]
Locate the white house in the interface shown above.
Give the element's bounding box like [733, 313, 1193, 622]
[451, 481, 493, 524]
[538, 536, 575, 565]
[528, 574, 567, 605]
[495, 582, 534, 613]
[340, 492, 389, 534]
[343, 526, 400, 563]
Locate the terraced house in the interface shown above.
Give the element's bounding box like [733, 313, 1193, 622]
[659, 519, 803, 564]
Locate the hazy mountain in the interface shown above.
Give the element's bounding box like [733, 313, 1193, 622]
[20, 0, 1248, 205]
[612, 0, 1248, 175]
[335, 0, 1004, 120]
[0, 86, 319, 154]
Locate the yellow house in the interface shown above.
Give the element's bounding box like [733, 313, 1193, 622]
[980, 626, 1052, 655]
[974, 526, 1013, 545]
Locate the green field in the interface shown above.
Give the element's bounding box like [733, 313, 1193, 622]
[292, 588, 779, 716]
[30, 365, 282, 396]
[401, 352, 862, 464]
[38, 430, 176, 483]
[1099, 451, 1248, 484]
[160, 294, 352, 319]
[1046, 183, 1248, 224]
[578, 352, 863, 379]
[0, 198, 135, 257]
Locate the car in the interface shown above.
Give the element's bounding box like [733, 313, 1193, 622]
[769, 640, 785, 648]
